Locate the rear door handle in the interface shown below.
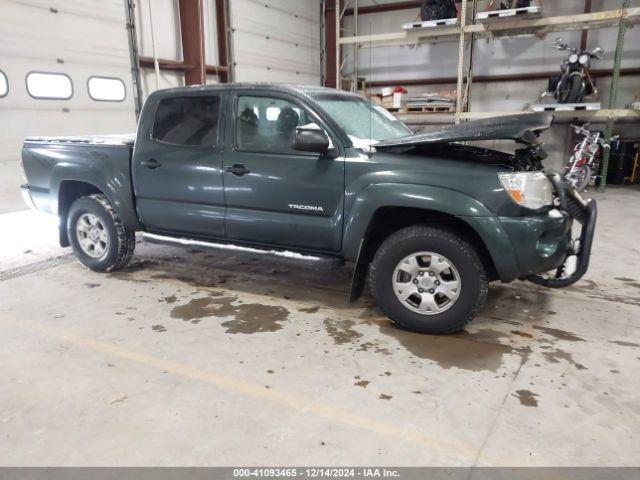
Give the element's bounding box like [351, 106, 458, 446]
[225, 163, 251, 176]
[141, 158, 161, 169]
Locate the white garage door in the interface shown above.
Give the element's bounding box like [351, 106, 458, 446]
[230, 0, 321, 85]
[0, 0, 137, 213]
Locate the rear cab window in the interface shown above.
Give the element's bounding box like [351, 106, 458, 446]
[152, 95, 221, 147]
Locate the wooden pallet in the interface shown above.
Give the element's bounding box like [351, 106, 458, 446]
[476, 6, 542, 21]
[402, 17, 458, 31]
[405, 104, 455, 113]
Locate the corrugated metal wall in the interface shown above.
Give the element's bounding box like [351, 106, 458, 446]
[0, 0, 137, 213]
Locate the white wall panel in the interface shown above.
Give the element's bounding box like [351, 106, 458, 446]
[0, 0, 137, 213]
[230, 0, 321, 84]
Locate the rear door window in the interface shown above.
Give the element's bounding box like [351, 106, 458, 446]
[153, 95, 221, 147]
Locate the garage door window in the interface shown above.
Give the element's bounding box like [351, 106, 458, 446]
[0, 70, 7, 98]
[152, 96, 221, 147]
[88, 76, 126, 102]
[26, 72, 73, 100]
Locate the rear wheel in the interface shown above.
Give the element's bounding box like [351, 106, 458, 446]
[67, 194, 135, 272]
[369, 226, 488, 334]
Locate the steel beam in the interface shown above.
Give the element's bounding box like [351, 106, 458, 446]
[340, 7, 640, 47]
[344, 1, 421, 16]
[139, 57, 228, 75]
[365, 67, 640, 87]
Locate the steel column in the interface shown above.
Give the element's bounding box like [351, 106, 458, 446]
[324, 0, 337, 87]
[124, 0, 143, 117]
[178, 0, 206, 85]
[599, 0, 629, 191]
[336, 0, 341, 89]
[455, 0, 467, 123]
[214, 0, 229, 82]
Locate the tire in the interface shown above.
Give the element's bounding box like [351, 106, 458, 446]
[420, 0, 456, 21]
[67, 194, 136, 272]
[568, 165, 592, 191]
[369, 225, 488, 334]
[558, 75, 584, 103]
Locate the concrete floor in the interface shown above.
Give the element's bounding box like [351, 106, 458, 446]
[1, 187, 639, 466]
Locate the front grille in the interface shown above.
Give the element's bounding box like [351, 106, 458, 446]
[566, 195, 586, 224]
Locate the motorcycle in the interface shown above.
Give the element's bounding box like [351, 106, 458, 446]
[486, 0, 531, 10]
[420, 0, 457, 21]
[542, 38, 604, 104]
[564, 123, 619, 190]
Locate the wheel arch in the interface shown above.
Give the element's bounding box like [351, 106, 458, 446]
[57, 180, 104, 247]
[344, 184, 519, 301]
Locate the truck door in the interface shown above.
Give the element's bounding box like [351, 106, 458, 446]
[222, 92, 345, 252]
[133, 92, 227, 238]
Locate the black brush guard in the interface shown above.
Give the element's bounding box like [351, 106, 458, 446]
[527, 171, 597, 288]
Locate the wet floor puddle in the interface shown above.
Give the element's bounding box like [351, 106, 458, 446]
[512, 389, 539, 407]
[110, 254, 616, 379]
[170, 294, 290, 334]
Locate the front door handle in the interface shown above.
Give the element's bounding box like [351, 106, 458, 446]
[225, 163, 251, 176]
[141, 158, 161, 169]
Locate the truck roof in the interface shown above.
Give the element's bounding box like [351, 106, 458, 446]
[151, 83, 360, 100]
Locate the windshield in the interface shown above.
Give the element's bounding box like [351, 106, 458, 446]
[312, 93, 412, 144]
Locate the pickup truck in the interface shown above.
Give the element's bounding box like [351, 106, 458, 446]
[20, 83, 596, 334]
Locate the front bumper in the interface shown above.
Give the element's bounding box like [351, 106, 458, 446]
[526, 172, 597, 288]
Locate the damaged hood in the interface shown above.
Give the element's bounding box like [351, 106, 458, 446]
[376, 112, 553, 149]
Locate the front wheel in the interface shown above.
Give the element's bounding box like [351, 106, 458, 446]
[567, 165, 592, 191]
[557, 75, 584, 103]
[369, 226, 488, 334]
[67, 194, 135, 272]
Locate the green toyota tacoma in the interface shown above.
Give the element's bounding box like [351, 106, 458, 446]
[20, 84, 596, 334]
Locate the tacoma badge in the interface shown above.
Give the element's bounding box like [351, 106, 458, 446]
[288, 204, 324, 212]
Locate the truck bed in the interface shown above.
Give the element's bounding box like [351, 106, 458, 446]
[24, 134, 135, 146]
[21, 134, 139, 232]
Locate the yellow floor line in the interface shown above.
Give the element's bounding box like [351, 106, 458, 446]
[4, 315, 483, 461]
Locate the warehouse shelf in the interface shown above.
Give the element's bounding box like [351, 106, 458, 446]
[338, 7, 640, 48]
[335, 0, 636, 189]
[395, 109, 640, 125]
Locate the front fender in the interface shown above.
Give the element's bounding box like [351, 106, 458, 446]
[342, 183, 520, 281]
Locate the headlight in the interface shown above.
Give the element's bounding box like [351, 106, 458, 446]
[569, 53, 579, 64]
[579, 54, 589, 65]
[498, 172, 553, 210]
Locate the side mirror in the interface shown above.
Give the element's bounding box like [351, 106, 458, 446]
[553, 37, 563, 45]
[591, 47, 604, 58]
[292, 124, 332, 155]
